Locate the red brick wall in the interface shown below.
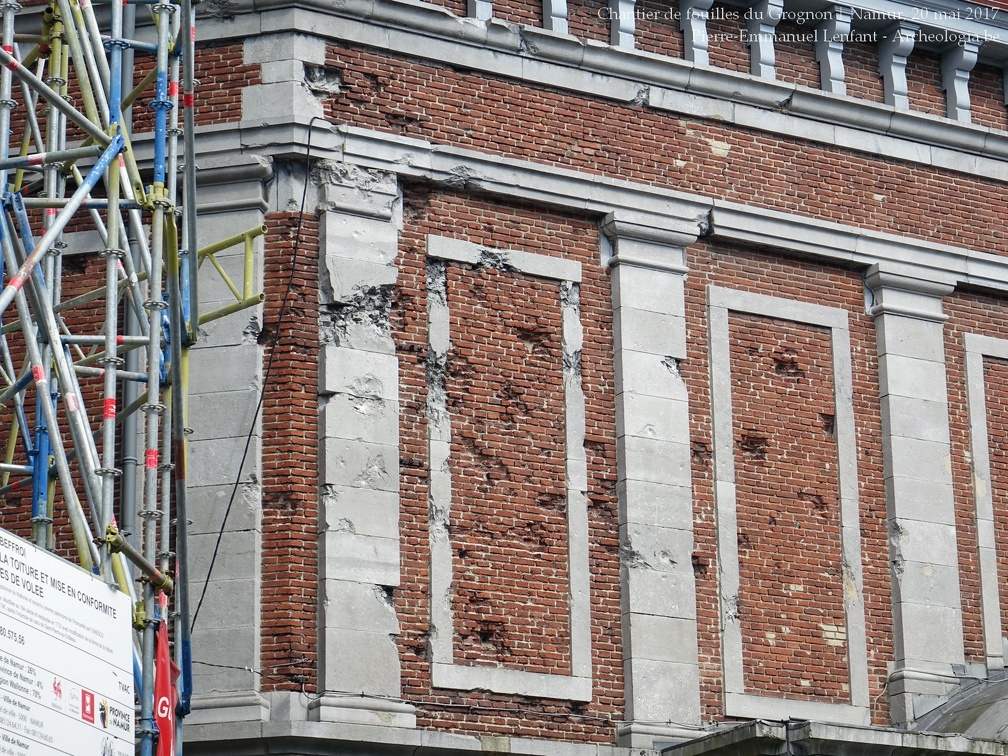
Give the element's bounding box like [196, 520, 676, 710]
[729, 313, 849, 702]
[566, 0, 610, 43]
[707, 5, 749, 74]
[683, 241, 892, 723]
[774, 23, 820, 89]
[843, 39, 885, 104]
[446, 264, 570, 671]
[495, 0, 543, 27]
[636, 1, 685, 59]
[326, 44, 1008, 256]
[394, 187, 622, 740]
[971, 64, 1008, 132]
[259, 211, 320, 692]
[984, 359, 1008, 638]
[906, 49, 945, 117]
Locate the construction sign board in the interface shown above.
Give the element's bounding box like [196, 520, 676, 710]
[0, 529, 133, 756]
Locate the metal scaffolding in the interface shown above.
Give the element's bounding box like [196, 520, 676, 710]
[0, 0, 262, 752]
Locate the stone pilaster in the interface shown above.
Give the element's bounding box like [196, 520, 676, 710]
[604, 214, 702, 749]
[242, 34, 326, 123]
[865, 265, 963, 724]
[312, 164, 415, 728]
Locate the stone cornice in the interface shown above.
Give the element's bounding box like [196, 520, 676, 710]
[187, 120, 1008, 294]
[190, 0, 1008, 181]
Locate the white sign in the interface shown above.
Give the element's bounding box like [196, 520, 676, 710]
[0, 529, 133, 756]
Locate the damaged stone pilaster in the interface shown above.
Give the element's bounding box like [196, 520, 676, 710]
[603, 214, 702, 748]
[313, 164, 415, 728]
[242, 33, 327, 122]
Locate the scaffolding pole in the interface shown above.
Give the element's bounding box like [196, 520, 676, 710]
[0, 0, 265, 753]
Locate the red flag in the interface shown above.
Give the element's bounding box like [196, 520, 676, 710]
[154, 596, 179, 756]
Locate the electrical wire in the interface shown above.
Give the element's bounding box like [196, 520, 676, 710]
[190, 115, 323, 632]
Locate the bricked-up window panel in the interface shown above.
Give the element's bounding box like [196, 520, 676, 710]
[983, 357, 1008, 640]
[567, 0, 611, 43]
[728, 313, 850, 702]
[445, 264, 570, 672]
[684, 242, 891, 724]
[395, 188, 621, 741]
[636, 0, 686, 59]
[971, 65, 1008, 132]
[259, 212, 320, 693]
[942, 294, 1008, 664]
[774, 23, 820, 89]
[327, 44, 1008, 256]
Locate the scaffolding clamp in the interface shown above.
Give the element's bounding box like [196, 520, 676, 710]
[105, 524, 174, 596]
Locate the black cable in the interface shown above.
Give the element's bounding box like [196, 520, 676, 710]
[190, 116, 323, 632]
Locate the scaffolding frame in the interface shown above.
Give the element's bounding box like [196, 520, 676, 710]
[0, 1, 262, 753]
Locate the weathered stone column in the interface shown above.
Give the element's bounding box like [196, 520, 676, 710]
[865, 264, 963, 724]
[605, 214, 702, 748]
[312, 164, 416, 728]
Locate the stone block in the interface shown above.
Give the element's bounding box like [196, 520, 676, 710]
[189, 343, 261, 394]
[890, 518, 960, 567]
[323, 257, 398, 303]
[187, 529, 259, 583]
[244, 33, 327, 65]
[322, 212, 399, 266]
[323, 530, 400, 586]
[614, 308, 686, 357]
[893, 602, 964, 664]
[260, 59, 304, 85]
[883, 435, 952, 486]
[185, 482, 261, 535]
[187, 388, 261, 442]
[321, 438, 399, 491]
[622, 566, 697, 618]
[624, 658, 701, 724]
[320, 345, 399, 397]
[186, 575, 259, 633]
[624, 613, 699, 664]
[880, 395, 953, 445]
[190, 625, 258, 691]
[611, 263, 685, 316]
[321, 579, 400, 635]
[618, 435, 691, 486]
[321, 627, 402, 696]
[617, 479, 693, 529]
[878, 316, 947, 364]
[194, 312, 261, 349]
[616, 392, 690, 444]
[891, 561, 962, 607]
[615, 349, 689, 401]
[332, 321, 395, 354]
[322, 393, 399, 445]
[241, 82, 323, 124]
[322, 486, 400, 541]
[883, 476, 956, 527]
[878, 353, 949, 401]
[620, 521, 695, 575]
[188, 436, 261, 487]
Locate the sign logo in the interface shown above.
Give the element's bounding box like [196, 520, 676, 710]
[100, 736, 115, 756]
[99, 699, 109, 728]
[81, 689, 95, 723]
[52, 677, 62, 703]
[156, 695, 171, 719]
